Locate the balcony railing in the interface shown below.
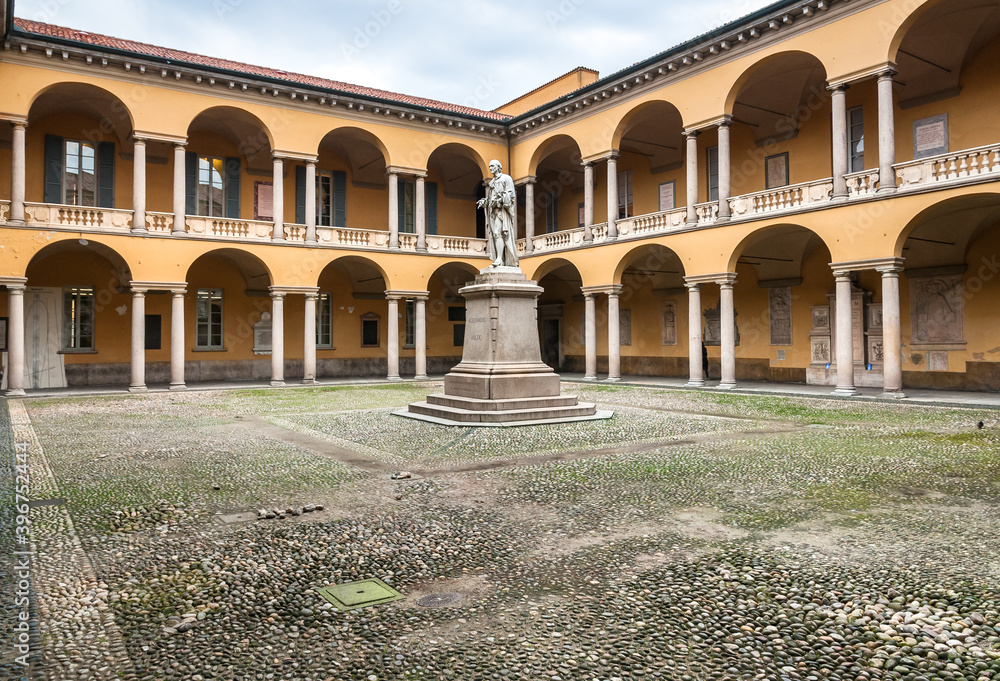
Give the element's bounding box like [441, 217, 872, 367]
[896, 143, 1000, 189]
[4, 143, 1000, 259]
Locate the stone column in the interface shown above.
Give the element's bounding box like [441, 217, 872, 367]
[583, 161, 595, 242]
[606, 153, 619, 239]
[685, 283, 705, 387]
[830, 84, 849, 199]
[879, 266, 905, 398]
[5, 285, 25, 396]
[414, 296, 428, 380]
[303, 292, 317, 385]
[607, 288, 621, 381]
[305, 160, 317, 243]
[132, 137, 147, 232]
[415, 175, 427, 252]
[584, 292, 597, 380]
[172, 143, 187, 234]
[877, 70, 897, 192]
[717, 118, 732, 220]
[270, 291, 285, 387]
[685, 130, 700, 224]
[524, 179, 535, 253]
[387, 170, 399, 249]
[833, 272, 857, 395]
[271, 156, 284, 242]
[10, 122, 26, 225]
[386, 296, 401, 380]
[129, 289, 147, 393]
[719, 278, 737, 389]
[169, 290, 186, 390]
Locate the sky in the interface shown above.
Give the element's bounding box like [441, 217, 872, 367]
[14, 0, 777, 111]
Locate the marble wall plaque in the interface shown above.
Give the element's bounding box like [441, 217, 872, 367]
[913, 114, 948, 160]
[812, 306, 830, 331]
[704, 303, 740, 347]
[661, 300, 677, 346]
[928, 350, 948, 371]
[868, 337, 884, 364]
[811, 337, 831, 363]
[620, 309, 632, 347]
[254, 181, 273, 221]
[658, 181, 675, 212]
[253, 311, 272, 355]
[910, 274, 964, 344]
[868, 304, 883, 331]
[769, 287, 792, 346]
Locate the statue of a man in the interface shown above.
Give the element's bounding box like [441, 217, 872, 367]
[477, 159, 519, 268]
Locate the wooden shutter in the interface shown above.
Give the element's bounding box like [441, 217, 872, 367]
[97, 142, 116, 208]
[425, 181, 437, 235]
[43, 134, 63, 204]
[185, 152, 197, 216]
[224, 156, 240, 219]
[397, 177, 406, 233]
[333, 170, 347, 227]
[295, 165, 306, 225]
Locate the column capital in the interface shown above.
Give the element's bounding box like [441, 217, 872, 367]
[832, 270, 854, 280]
[683, 128, 702, 139]
[514, 175, 537, 186]
[133, 131, 187, 145]
[825, 82, 850, 94]
[386, 165, 427, 178]
[272, 150, 318, 163]
[385, 289, 429, 300]
[581, 284, 621, 296]
[304, 291, 319, 301]
[877, 67, 898, 81]
[684, 273, 736, 286]
[131, 135, 147, 146]
[684, 282, 702, 291]
[129, 280, 187, 293]
[716, 114, 734, 128]
[269, 285, 319, 296]
[2, 116, 28, 129]
[829, 257, 904, 273]
[0, 277, 28, 291]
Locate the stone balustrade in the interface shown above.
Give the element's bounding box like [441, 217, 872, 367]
[896, 143, 1000, 189]
[0, 200, 9, 223]
[617, 208, 687, 237]
[846, 168, 880, 197]
[24, 202, 133, 230]
[146, 211, 174, 233]
[728, 177, 834, 218]
[425, 234, 488, 255]
[696, 201, 719, 224]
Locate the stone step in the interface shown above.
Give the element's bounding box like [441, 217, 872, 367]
[407, 400, 598, 424]
[425, 393, 581, 411]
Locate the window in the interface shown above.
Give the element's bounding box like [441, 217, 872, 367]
[404, 300, 415, 348]
[316, 171, 333, 227]
[197, 156, 226, 217]
[449, 306, 466, 347]
[848, 106, 865, 173]
[63, 140, 97, 207]
[195, 289, 224, 350]
[145, 315, 162, 351]
[402, 180, 415, 233]
[545, 191, 558, 233]
[578, 203, 585, 229]
[360, 313, 380, 347]
[62, 287, 95, 350]
[617, 169, 633, 219]
[316, 293, 333, 348]
[707, 146, 719, 202]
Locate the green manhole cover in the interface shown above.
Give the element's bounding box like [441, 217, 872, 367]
[315, 578, 404, 611]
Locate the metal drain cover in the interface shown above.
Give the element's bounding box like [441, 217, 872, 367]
[416, 592, 462, 608]
[315, 578, 404, 611]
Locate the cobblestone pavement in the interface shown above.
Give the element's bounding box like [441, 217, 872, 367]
[2, 383, 999, 681]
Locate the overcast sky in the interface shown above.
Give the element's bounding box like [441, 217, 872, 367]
[15, 0, 776, 110]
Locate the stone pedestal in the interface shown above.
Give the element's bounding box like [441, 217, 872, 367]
[402, 267, 610, 426]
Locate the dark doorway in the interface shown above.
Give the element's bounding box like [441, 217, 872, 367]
[539, 318, 560, 369]
[475, 184, 486, 239]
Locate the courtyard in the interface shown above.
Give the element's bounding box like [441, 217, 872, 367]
[2, 382, 999, 681]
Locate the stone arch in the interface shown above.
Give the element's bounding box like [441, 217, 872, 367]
[726, 223, 833, 280]
[27, 82, 136, 146]
[611, 100, 684, 153]
[186, 106, 275, 165]
[613, 243, 686, 287]
[427, 143, 490, 197]
[183, 248, 273, 290]
[528, 134, 584, 176]
[317, 254, 392, 294]
[524, 256, 581, 284]
[24, 237, 134, 282]
[893, 194, 1000, 264]
[317, 126, 391, 183]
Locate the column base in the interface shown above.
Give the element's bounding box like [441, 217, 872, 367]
[880, 390, 906, 400]
[716, 215, 731, 222]
[416, 248, 427, 254]
[583, 374, 598, 381]
[301, 378, 317, 386]
[606, 376, 621, 383]
[172, 229, 186, 236]
[717, 381, 738, 390]
[876, 186, 898, 195]
[4, 388, 26, 397]
[684, 380, 706, 388]
[7, 219, 25, 226]
[131, 227, 148, 235]
[414, 374, 429, 381]
[606, 234, 618, 241]
[271, 237, 285, 243]
[168, 382, 187, 391]
[387, 376, 402, 382]
[832, 386, 858, 396]
[128, 385, 148, 393]
[270, 380, 286, 387]
[831, 193, 849, 202]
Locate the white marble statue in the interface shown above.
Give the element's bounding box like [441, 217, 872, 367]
[477, 159, 519, 268]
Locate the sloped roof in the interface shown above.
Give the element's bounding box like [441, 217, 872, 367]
[13, 18, 510, 122]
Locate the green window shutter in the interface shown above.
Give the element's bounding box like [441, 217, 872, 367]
[185, 152, 197, 216]
[97, 142, 116, 208]
[426, 181, 437, 235]
[225, 156, 241, 219]
[295, 165, 307, 225]
[397, 177, 406, 233]
[43, 134, 64, 204]
[333, 170, 347, 227]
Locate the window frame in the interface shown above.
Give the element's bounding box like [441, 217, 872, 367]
[195, 288, 225, 351]
[316, 171, 334, 227]
[848, 105, 865, 173]
[316, 292, 333, 349]
[403, 300, 416, 349]
[360, 312, 381, 348]
[62, 139, 98, 207]
[62, 286, 96, 351]
[617, 168, 633, 219]
[706, 146, 720, 203]
[196, 155, 227, 218]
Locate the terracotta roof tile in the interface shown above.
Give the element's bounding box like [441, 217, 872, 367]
[13, 18, 510, 122]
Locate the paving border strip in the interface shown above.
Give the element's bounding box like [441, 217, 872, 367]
[7, 401, 135, 680]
